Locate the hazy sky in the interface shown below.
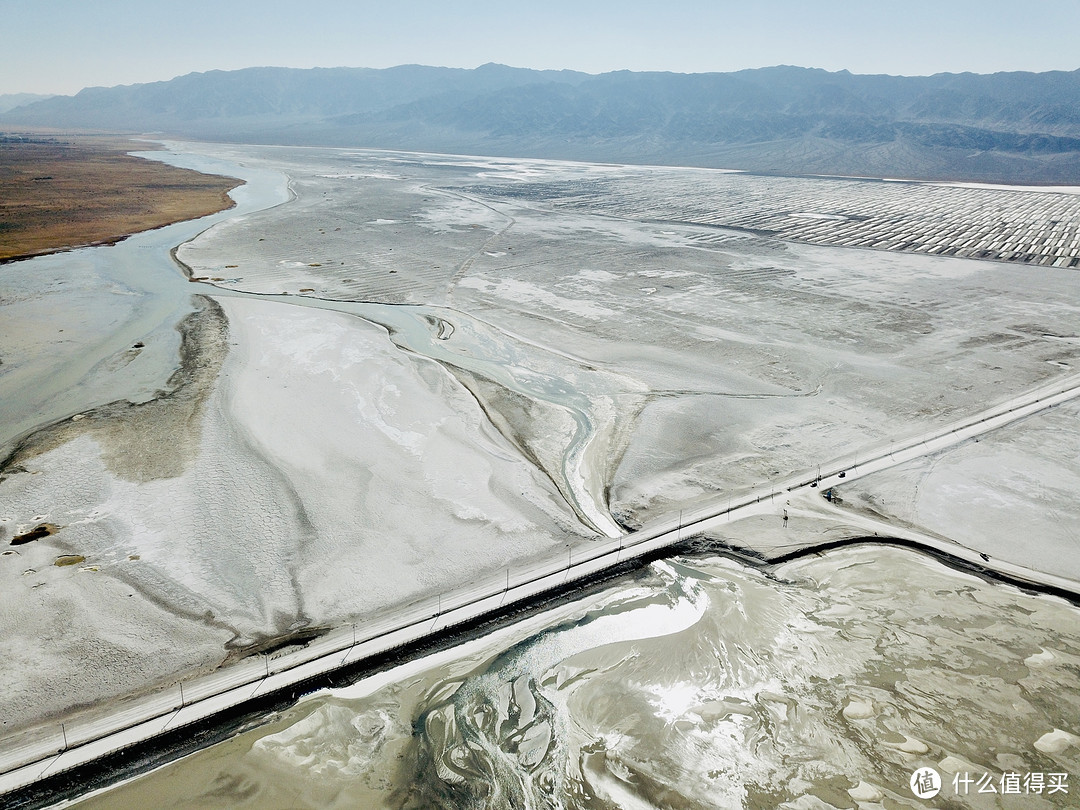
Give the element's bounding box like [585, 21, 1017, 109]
[3, 0, 1079, 95]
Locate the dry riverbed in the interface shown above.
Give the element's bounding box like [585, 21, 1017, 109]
[2, 143, 1079, 805]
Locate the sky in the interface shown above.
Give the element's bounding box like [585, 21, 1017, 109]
[3, 0, 1079, 96]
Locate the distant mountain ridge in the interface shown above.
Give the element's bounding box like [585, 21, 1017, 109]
[0, 93, 56, 114]
[4, 64, 1080, 182]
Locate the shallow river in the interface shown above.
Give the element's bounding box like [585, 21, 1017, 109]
[6, 144, 1077, 809]
[73, 545, 1080, 809]
[0, 149, 289, 456]
[1, 143, 624, 536]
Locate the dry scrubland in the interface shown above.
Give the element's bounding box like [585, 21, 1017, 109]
[2, 143, 1079, 775]
[0, 134, 240, 261]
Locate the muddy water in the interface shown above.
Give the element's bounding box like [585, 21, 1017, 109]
[216, 295, 635, 537]
[1, 140, 620, 533]
[0, 149, 288, 458]
[73, 545, 1080, 809]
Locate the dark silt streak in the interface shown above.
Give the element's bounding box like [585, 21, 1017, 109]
[66, 543, 1080, 810]
[0, 150, 291, 463]
[187, 282, 630, 537]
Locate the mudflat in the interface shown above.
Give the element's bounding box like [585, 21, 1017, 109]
[0, 133, 240, 261]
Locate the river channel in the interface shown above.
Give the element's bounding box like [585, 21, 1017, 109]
[72, 544, 1080, 809]
[0, 149, 289, 457]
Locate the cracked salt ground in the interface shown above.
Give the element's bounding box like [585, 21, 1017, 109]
[76, 545, 1080, 809]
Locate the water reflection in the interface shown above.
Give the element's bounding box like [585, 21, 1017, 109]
[75, 545, 1080, 809]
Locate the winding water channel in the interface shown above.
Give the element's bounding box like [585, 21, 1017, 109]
[4, 143, 1080, 809]
[0, 151, 288, 456]
[3, 146, 621, 536]
[74, 546, 1080, 810]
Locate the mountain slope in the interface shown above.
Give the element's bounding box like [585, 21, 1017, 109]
[5, 64, 1080, 182]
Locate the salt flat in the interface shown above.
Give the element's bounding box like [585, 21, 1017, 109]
[2, 141, 1078, 763]
[72, 545, 1080, 810]
[173, 144, 1080, 537]
[836, 398, 1080, 581]
[0, 292, 583, 730]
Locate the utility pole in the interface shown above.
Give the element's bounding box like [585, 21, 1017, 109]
[61, 723, 68, 751]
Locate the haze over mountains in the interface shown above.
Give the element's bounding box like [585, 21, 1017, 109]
[0, 93, 55, 114]
[4, 63, 1080, 182]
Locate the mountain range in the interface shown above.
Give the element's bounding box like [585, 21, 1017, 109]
[4, 63, 1080, 182]
[0, 93, 55, 114]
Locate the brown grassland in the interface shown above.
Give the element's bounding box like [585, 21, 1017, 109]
[0, 133, 240, 262]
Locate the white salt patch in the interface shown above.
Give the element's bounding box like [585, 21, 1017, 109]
[575, 269, 619, 283]
[457, 276, 616, 319]
[790, 212, 848, 221]
[1025, 648, 1056, 667]
[1034, 729, 1079, 754]
[251, 703, 390, 777]
[842, 698, 875, 720]
[650, 682, 703, 722]
[931, 181, 1080, 195]
[938, 755, 978, 773]
[634, 268, 693, 278]
[846, 781, 883, 802]
[316, 172, 398, 180]
[779, 798, 844, 810]
[890, 735, 929, 754]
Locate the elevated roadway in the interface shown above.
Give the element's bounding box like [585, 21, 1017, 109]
[4, 371, 1080, 801]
